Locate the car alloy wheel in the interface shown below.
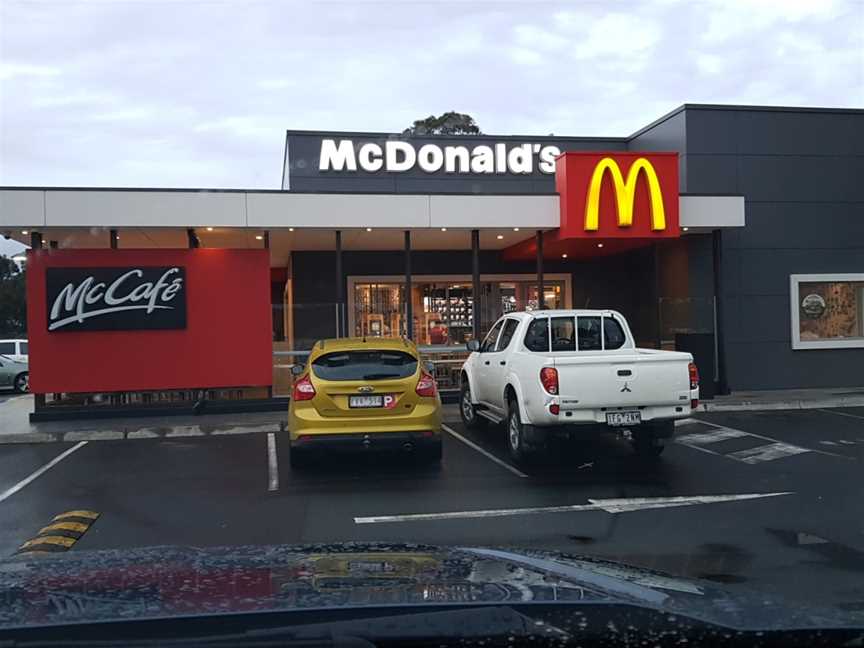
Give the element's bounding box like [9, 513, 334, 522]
[14, 373, 29, 393]
[508, 408, 521, 452]
[461, 388, 475, 422]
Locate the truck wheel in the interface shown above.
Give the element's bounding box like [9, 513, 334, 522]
[632, 432, 665, 458]
[460, 383, 487, 430]
[506, 399, 531, 464]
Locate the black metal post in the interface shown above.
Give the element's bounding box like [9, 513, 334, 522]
[49, 241, 58, 249]
[536, 230, 545, 310]
[187, 228, 199, 249]
[404, 230, 413, 340]
[109, 229, 118, 249]
[263, 231, 270, 249]
[335, 230, 343, 337]
[29, 232, 45, 412]
[712, 230, 730, 395]
[471, 229, 481, 341]
[654, 243, 663, 349]
[30, 231, 42, 249]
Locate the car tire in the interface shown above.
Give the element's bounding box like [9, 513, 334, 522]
[632, 431, 665, 458]
[13, 372, 28, 394]
[459, 382, 487, 430]
[506, 397, 531, 465]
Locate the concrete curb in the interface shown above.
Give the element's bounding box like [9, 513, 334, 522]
[698, 395, 864, 413]
[0, 422, 286, 444]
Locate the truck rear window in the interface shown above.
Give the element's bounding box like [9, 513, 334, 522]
[311, 351, 418, 381]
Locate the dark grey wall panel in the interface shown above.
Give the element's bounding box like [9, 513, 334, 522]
[682, 155, 739, 193]
[738, 155, 864, 203]
[684, 110, 739, 155]
[627, 111, 687, 191]
[684, 106, 864, 391]
[725, 341, 864, 390]
[735, 203, 864, 249]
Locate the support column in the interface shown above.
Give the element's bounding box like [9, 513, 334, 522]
[30, 231, 43, 249]
[187, 228, 199, 249]
[109, 229, 118, 249]
[404, 230, 413, 340]
[471, 229, 481, 341]
[712, 230, 729, 395]
[263, 231, 270, 249]
[654, 243, 663, 349]
[30, 232, 45, 412]
[536, 230, 545, 310]
[335, 230, 344, 337]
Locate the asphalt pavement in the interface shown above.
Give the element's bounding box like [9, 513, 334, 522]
[1, 405, 863, 615]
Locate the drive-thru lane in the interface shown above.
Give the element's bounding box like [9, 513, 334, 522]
[0, 407, 862, 613]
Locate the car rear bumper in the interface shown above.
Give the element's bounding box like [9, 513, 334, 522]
[290, 431, 441, 454]
[288, 401, 441, 441]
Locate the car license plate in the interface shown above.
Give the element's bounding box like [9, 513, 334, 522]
[349, 395, 384, 408]
[606, 411, 641, 427]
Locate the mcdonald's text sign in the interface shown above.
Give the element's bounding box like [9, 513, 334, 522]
[556, 152, 679, 239]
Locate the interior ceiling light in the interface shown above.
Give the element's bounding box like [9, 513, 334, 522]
[496, 234, 504, 240]
[597, 243, 604, 248]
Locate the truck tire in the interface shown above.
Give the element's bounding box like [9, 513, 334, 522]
[506, 397, 532, 465]
[460, 383, 487, 430]
[632, 430, 665, 458]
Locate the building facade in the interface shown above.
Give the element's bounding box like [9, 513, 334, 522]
[1, 103, 861, 417]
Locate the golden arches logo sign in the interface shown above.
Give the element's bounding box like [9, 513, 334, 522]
[554, 152, 679, 240]
[584, 157, 666, 232]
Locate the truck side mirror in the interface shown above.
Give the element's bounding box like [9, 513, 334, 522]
[466, 339, 480, 352]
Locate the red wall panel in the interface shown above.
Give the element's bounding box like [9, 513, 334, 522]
[27, 249, 272, 394]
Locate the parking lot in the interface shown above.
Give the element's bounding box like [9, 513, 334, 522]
[1, 404, 863, 613]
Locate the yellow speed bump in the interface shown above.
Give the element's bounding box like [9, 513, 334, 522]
[53, 510, 99, 521]
[38, 521, 89, 535]
[20, 536, 76, 550]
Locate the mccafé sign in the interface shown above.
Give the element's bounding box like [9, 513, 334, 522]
[46, 267, 187, 332]
[319, 139, 563, 175]
[556, 152, 680, 239]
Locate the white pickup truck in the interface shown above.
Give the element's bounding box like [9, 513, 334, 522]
[459, 309, 699, 463]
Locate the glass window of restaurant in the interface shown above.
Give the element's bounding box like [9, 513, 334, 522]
[349, 275, 571, 345]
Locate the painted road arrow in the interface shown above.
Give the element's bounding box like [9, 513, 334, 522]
[353, 492, 793, 524]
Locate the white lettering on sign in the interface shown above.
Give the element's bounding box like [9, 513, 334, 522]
[49, 268, 184, 331]
[318, 139, 563, 175]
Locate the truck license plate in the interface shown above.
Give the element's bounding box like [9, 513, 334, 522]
[349, 395, 384, 408]
[606, 411, 641, 427]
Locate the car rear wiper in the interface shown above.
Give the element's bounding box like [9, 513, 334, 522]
[362, 373, 402, 380]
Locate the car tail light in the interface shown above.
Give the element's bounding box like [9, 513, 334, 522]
[416, 371, 437, 397]
[549, 403, 560, 415]
[540, 367, 559, 395]
[688, 362, 699, 390]
[292, 374, 316, 401]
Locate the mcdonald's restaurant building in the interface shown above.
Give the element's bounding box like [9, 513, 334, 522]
[2, 103, 862, 418]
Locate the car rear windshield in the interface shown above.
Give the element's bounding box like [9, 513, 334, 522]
[311, 350, 418, 381]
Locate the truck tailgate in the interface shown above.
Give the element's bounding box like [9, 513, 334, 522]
[553, 350, 692, 409]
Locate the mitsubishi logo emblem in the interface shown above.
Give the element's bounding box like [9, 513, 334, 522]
[620, 382, 632, 393]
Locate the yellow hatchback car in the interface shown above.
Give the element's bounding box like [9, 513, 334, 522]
[288, 337, 442, 467]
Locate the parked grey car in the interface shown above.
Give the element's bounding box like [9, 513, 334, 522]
[0, 355, 28, 393]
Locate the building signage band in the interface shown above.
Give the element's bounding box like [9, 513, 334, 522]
[46, 267, 187, 332]
[318, 138, 563, 175]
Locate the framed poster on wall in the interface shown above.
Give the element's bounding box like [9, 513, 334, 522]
[790, 273, 864, 350]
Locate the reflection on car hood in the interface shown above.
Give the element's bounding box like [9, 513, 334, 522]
[0, 542, 856, 631]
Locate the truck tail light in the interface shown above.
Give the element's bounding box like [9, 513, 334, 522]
[688, 362, 699, 390]
[540, 367, 559, 395]
[416, 371, 437, 397]
[292, 374, 316, 401]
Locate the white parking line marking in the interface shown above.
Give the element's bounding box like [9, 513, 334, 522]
[0, 442, 88, 504]
[820, 441, 839, 446]
[726, 442, 811, 464]
[354, 492, 792, 524]
[674, 418, 702, 427]
[267, 433, 279, 492]
[818, 409, 864, 421]
[441, 424, 528, 479]
[676, 428, 749, 445]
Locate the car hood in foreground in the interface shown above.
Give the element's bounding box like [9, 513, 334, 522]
[0, 542, 858, 632]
